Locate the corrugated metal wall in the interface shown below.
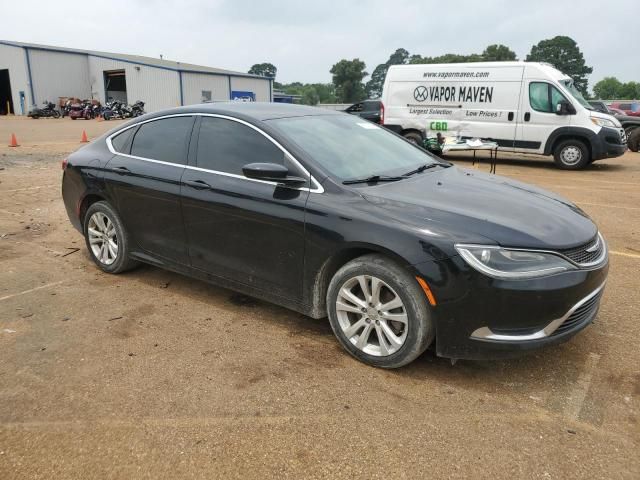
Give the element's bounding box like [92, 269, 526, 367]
[181, 72, 230, 105]
[88, 56, 181, 112]
[0, 44, 29, 114]
[230, 76, 271, 102]
[1, 43, 272, 114]
[29, 50, 91, 106]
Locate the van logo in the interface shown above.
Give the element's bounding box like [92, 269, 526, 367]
[414, 86, 428, 102]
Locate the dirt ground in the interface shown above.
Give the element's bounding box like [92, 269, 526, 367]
[1, 116, 639, 479]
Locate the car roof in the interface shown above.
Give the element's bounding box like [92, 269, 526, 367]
[142, 102, 342, 121]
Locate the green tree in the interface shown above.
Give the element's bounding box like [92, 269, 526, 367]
[330, 59, 368, 103]
[248, 62, 277, 78]
[366, 48, 409, 98]
[277, 82, 337, 105]
[526, 36, 593, 95]
[592, 77, 623, 99]
[482, 44, 517, 61]
[619, 81, 640, 100]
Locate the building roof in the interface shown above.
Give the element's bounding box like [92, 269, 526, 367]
[0, 40, 267, 79]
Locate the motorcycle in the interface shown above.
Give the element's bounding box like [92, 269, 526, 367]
[69, 100, 88, 120]
[28, 101, 61, 119]
[130, 100, 145, 117]
[102, 99, 126, 120]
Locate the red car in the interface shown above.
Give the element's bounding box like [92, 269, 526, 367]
[610, 101, 640, 117]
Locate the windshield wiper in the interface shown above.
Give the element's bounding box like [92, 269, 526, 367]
[342, 174, 406, 185]
[402, 163, 441, 177]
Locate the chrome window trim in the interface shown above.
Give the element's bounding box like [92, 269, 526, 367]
[105, 112, 324, 193]
[470, 281, 606, 341]
[455, 231, 608, 273]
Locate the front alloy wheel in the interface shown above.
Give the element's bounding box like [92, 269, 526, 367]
[336, 275, 408, 356]
[327, 254, 435, 368]
[87, 212, 118, 265]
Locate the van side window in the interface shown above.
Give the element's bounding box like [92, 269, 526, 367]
[529, 82, 570, 113]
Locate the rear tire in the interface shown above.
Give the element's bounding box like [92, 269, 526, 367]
[327, 254, 435, 368]
[628, 128, 640, 152]
[553, 139, 590, 170]
[403, 131, 423, 146]
[83, 201, 139, 274]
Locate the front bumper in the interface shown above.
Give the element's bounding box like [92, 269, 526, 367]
[412, 255, 608, 360]
[593, 126, 627, 160]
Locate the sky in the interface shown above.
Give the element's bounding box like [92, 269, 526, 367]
[3, 0, 639, 90]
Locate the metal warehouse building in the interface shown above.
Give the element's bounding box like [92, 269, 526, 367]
[0, 40, 273, 115]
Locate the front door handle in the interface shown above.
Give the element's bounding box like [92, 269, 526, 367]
[524, 112, 531, 122]
[184, 179, 211, 190]
[111, 166, 131, 175]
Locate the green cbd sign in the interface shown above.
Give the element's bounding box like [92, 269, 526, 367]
[429, 121, 448, 131]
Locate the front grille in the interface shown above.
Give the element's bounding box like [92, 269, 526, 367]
[556, 235, 604, 265]
[551, 290, 603, 336]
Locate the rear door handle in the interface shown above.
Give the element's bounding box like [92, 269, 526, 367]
[111, 166, 131, 175]
[508, 112, 514, 121]
[184, 179, 211, 190]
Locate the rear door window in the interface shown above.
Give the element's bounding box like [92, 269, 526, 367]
[111, 127, 136, 154]
[130, 116, 194, 164]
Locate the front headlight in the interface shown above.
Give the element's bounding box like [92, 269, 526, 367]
[590, 116, 619, 128]
[455, 245, 575, 279]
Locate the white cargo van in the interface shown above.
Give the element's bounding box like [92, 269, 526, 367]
[380, 62, 627, 169]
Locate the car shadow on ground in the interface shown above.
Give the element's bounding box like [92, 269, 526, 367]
[120, 262, 587, 391]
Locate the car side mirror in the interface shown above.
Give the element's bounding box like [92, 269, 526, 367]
[242, 162, 307, 187]
[556, 100, 576, 115]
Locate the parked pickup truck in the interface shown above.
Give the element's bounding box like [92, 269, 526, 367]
[589, 100, 640, 152]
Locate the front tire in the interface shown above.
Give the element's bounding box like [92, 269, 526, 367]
[83, 201, 138, 274]
[403, 131, 423, 146]
[327, 254, 435, 368]
[553, 139, 590, 170]
[628, 128, 640, 152]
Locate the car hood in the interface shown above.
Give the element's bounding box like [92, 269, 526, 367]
[590, 110, 622, 127]
[361, 166, 597, 250]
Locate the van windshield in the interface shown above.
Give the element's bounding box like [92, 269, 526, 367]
[269, 114, 441, 181]
[561, 79, 592, 110]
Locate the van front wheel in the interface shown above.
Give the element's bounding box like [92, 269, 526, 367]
[553, 139, 590, 170]
[403, 132, 423, 146]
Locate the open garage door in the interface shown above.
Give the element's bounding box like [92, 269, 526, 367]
[0, 69, 14, 115]
[104, 70, 127, 104]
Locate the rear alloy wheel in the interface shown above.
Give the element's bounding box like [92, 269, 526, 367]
[327, 254, 434, 368]
[83, 201, 138, 274]
[553, 139, 590, 170]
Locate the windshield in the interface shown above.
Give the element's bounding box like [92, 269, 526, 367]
[561, 79, 591, 109]
[268, 114, 439, 181]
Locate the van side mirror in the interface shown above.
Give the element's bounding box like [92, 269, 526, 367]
[556, 100, 576, 115]
[242, 162, 307, 186]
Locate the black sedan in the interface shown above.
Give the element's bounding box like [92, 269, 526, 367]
[61, 103, 608, 368]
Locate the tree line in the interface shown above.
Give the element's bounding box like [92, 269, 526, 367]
[248, 36, 634, 105]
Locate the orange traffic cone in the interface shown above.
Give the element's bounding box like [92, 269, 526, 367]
[80, 130, 89, 143]
[9, 133, 19, 147]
